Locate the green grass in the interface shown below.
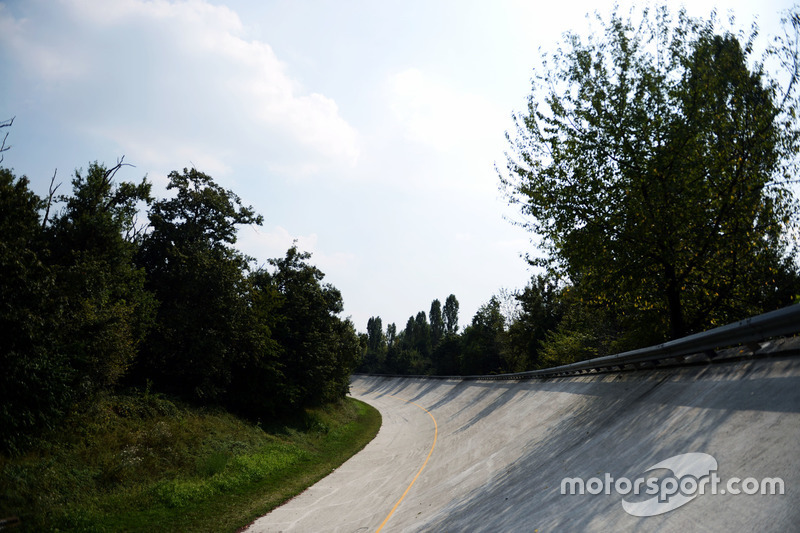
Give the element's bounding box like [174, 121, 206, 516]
[0, 390, 381, 532]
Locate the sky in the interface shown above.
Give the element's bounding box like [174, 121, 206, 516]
[0, 0, 794, 332]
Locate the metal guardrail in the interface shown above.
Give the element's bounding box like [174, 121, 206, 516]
[356, 303, 800, 382]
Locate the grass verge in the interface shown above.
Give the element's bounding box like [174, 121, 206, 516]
[0, 391, 381, 532]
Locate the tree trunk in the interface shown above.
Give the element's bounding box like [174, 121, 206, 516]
[664, 264, 686, 339]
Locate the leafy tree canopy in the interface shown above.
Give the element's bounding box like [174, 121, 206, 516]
[146, 168, 262, 253]
[265, 245, 359, 407]
[501, 5, 800, 338]
[136, 168, 262, 401]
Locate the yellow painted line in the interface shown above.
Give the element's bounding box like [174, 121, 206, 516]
[375, 394, 438, 533]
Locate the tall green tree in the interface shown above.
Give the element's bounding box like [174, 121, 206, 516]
[386, 322, 397, 346]
[443, 294, 460, 335]
[383, 322, 400, 373]
[413, 311, 432, 360]
[396, 315, 420, 373]
[505, 275, 565, 369]
[47, 161, 155, 394]
[266, 246, 361, 408]
[501, 6, 800, 339]
[460, 297, 506, 375]
[136, 168, 262, 402]
[366, 316, 385, 355]
[0, 168, 67, 451]
[360, 316, 386, 373]
[429, 299, 444, 348]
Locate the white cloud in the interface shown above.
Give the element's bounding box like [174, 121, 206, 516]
[240, 225, 318, 258]
[67, 0, 241, 28]
[388, 68, 508, 154]
[0, 0, 359, 177]
[383, 67, 514, 196]
[238, 225, 358, 275]
[102, 128, 234, 181]
[0, 3, 87, 81]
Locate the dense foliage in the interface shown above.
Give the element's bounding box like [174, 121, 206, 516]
[0, 153, 361, 453]
[355, 278, 564, 376]
[500, 6, 800, 341]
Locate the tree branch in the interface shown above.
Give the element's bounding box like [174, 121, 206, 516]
[42, 169, 61, 228]
[0, 116, 15, 165]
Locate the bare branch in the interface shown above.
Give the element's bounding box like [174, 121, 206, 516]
[125, 212, 150, 243]
[0, 116, 15, 165]
[103, 155, 135, 186]
[42, 169, 62, 228]
[101, 156, 136, 211]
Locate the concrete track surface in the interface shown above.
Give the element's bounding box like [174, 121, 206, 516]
[246, 353, 800, 532]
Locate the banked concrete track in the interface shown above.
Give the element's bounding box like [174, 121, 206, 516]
[246, 351, 800, 532]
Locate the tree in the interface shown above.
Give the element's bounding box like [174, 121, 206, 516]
[505, 276, 564, 369]
[501, 5, 800, 340]
[413, 311, 432, 360]
[386, 322, 397, 346]
[136, 168, 262, 402]
[397, 315, 421, 373]
[443, 294, 460, 335]
[0, 117, 13, 164]
[0, 168, 69, 452]
[47, 161, 155, 394]
[536, 285, 618, 368]
[225, 268, 283, 419]
[266, 246, 361, 408]
[360, 316, 386, 373]
[432, 333, 461, 376]
[366, 316, 385, 354]
[429, 299, 444, 348]
[460, 297, 506, 375]
[430, 294, 461, 375]
[382, 322, 400, 373]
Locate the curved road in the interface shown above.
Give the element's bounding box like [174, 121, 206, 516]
[246, 350, 800, 532]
